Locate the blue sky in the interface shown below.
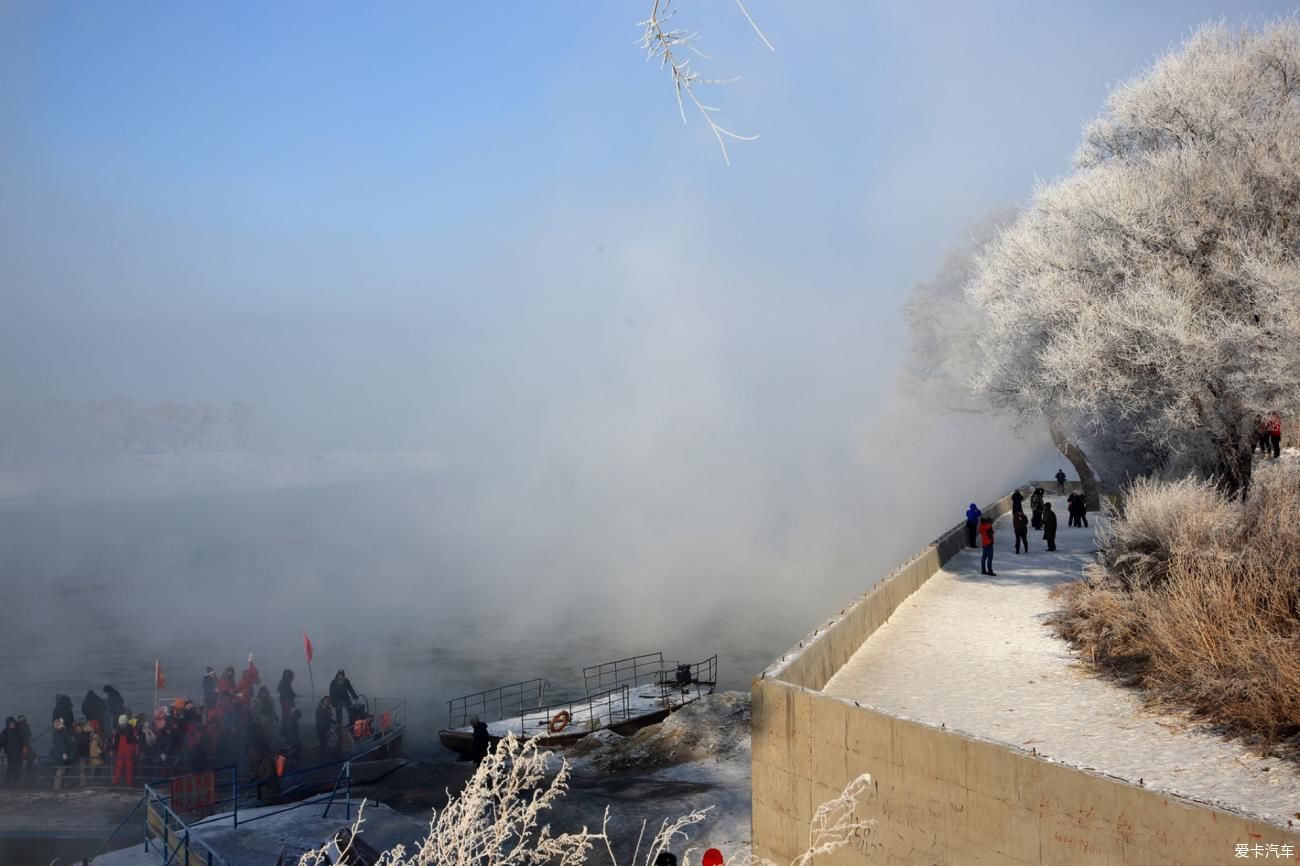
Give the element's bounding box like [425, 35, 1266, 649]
[1, 1, 1296, 443]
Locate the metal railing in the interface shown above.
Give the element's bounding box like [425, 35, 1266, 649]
[446, 678, 548, 729]
[519, 685, 631, 736]
[143, 770, 233, 866]
[583, 652, 666, 696]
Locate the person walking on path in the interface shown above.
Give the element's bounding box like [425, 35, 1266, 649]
[1042, 502, 1058, 551]
[1266, 412, 1283, 459]
[1055, 469, 1067, 494]
[1065, 493, 1078, 528]
[50, 718, 73, 791]
[965, 503, 982, 548]
[1030, 488, 1044, 530]
[1011, 489, 1024, 514]
[1013, 510, 1029, 554]
[978, 516, 996, 576]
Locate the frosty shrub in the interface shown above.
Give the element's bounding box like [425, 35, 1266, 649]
[1093, 475, 1234, 588]
[1053, 462, 1300, 751]
[298, 732, 873, 866]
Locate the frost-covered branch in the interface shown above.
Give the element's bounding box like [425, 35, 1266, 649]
[637, 0, 774, 164]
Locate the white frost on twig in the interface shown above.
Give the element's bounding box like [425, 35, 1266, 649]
[637, 0, 774, 164]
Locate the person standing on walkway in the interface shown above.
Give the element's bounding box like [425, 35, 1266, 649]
[1075, 494, 1089, 528]
[965, 503, 982, 548]
[1013, 509, 1029, 554]
[1042, 503, 1058, 551]
[1055, 469, 1067, 494]
[1030, 488, 1044, 530]
[1011, 489, 1024, 514]
[978, 516, 996, 576]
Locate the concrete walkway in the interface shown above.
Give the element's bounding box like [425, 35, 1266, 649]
[823, 497, 1300, 828]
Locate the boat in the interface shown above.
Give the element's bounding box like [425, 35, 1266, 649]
[437, 651, 717, 758]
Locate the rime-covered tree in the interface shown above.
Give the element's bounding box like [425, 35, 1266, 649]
[967, 20, 1300, 495]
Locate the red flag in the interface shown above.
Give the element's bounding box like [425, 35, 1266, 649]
[154, 660, 166, 689]
[303, 632, 314, 664]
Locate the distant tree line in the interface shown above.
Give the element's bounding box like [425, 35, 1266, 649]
[0, 398, 260, 461]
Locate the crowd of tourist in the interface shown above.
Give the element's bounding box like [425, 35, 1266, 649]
[0, 661, 378, 793]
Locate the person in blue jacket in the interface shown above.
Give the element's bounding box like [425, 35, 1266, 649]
[965, 503, 982, 548]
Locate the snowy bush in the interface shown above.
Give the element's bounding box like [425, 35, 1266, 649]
[1054, 460, 1300, 751]
[299, 732, 873, 866]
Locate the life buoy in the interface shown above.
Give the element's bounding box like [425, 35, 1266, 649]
[547, 710, 571, 734]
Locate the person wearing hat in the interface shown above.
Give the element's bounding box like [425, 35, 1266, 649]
[112, 714, 137, 786]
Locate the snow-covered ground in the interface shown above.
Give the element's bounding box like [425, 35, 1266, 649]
[823, 497, 1300, 828]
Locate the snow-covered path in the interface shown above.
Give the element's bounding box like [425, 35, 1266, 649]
[823, 497, 1300, 828]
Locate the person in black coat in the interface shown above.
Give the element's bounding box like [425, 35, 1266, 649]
[277, 670, 297, 740]
[81, 690, 106, 731]
[1, 717, 23, 783]
[328, 670, 357, 734]
[53, 694, 75, 731]
[203, 668, 219, 711]
[1042, 502, 1058, 551]
[471, 717, 490, 766]
[1010, 489, 1024, 514]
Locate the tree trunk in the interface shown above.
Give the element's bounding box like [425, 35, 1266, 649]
[1212, 433, 1254, 499]
[1048, 420, 1102, 511]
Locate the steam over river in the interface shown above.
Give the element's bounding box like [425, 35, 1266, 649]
[0, 453, 796, 758]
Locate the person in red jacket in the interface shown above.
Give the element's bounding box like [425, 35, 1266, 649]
[1266, 412, 1283, 459]
[111, 715, 136, 786]
[978, 516, 996, 576]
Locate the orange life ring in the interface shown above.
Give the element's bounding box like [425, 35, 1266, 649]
[547, 710, 572, 734]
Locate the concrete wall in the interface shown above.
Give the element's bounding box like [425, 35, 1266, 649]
[752, 487, 1300, 865]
